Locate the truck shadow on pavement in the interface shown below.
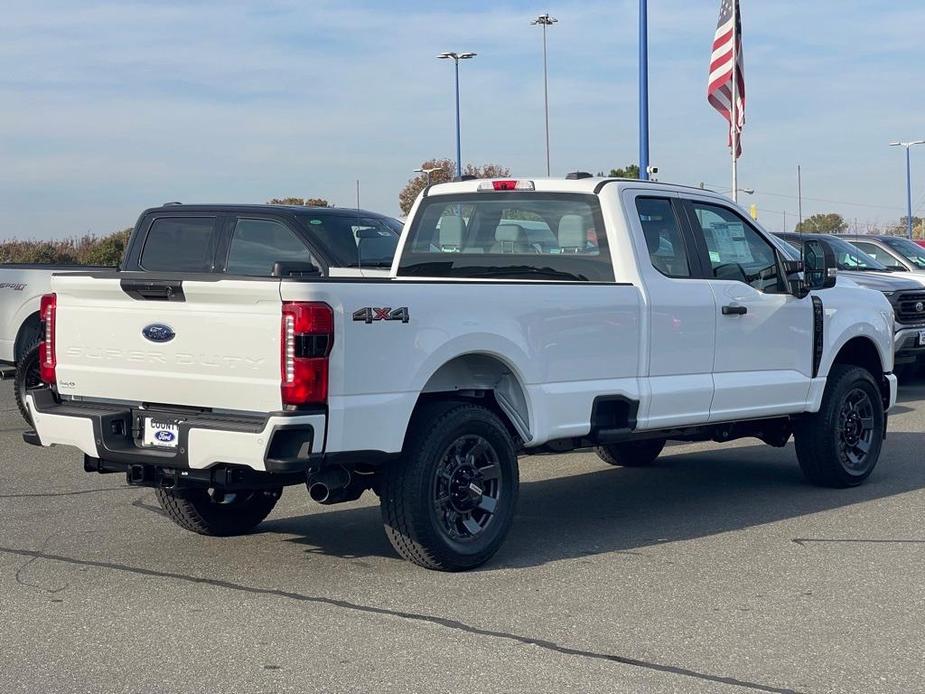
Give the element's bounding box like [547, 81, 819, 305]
[265, 432, 925, 570]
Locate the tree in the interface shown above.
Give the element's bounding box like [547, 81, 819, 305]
[398, 159, 511, 215]
[267, 197, 330, 207]
[78, 228, 132, 266]
[398, 159, 454, 215]
[888, 216, 925, 238]
[595, 164, 640, 179]
[795, 213, 848, 234]
[464, 162, 511, 179]
[0, 227, 131, 266]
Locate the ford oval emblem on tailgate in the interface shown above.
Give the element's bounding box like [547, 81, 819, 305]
[142, 323, 175, 343]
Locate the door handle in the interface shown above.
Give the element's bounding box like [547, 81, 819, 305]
[722, 305, 747, 316]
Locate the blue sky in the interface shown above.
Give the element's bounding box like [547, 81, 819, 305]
[2, 0, 924, 239]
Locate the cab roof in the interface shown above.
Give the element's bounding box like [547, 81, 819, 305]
[143, 203, 396, 219]
[423, 176, 726, 200]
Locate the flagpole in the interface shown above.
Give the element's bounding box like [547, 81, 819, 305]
[730, 11, 738, 204]
[639, 0, 650, 181]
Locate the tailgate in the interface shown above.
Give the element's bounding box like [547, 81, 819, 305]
[52, 275, 283, 412]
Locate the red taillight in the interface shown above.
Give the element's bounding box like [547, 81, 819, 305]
[281, 302, 333, 406]
[492, 180, 518, 191]
[38, 293, 56, 384]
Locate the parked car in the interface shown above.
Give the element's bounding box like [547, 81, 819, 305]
[840, 234, 925, 274]
[776, 232, 925, 374]
[23, 178, 896, 570]
[2, 204, 402, 422]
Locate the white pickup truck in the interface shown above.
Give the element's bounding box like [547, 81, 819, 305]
[23, 177, 897, 570]
[3, 205, 401, 423]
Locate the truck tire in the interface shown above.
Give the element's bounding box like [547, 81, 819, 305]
[14, 343, 42, 426]
[594, 438, 666, 467]
[793, 364, 885, 488]
[380, 402, 519, 571]
[154, 487, 282, 536]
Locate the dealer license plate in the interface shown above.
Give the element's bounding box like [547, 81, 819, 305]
[919, 330, 925, 347]
[142, 418, 179, 448]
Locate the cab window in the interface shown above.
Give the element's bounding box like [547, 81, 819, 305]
[140, 217, 216, 272]
[398, 193, 613, 281]
[687, 202, 782, 293]
[226, 218, 316, 276]
[634, 197, 691, 278]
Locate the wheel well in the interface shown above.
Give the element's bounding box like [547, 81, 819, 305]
[411, 354, 530, 444]
[831, 337, 883, 377]
[14, 312, 41, 362]
[830, 336, 889, 406]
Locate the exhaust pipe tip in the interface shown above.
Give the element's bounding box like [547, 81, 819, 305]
[308, 482, 331, 503]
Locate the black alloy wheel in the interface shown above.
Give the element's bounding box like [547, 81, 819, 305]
[432, 434, 502, 542]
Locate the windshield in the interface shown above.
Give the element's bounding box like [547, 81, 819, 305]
[297, 214, 399, 268]
[775, 239, 801, 260]
[884, 236, 925, 268]
[784, 235, 887, 271]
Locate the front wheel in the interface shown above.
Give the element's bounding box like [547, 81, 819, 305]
[380, 402, 519, 571]
[155, 487, 282, 536]
[793, 365, 885, 488]
[14, 343, 41, 426]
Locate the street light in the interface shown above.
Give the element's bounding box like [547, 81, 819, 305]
[890, 140, 925, 239]
[437, 51, 477, 179]
[531, 13, 557, 176]
[413, 166, 442, 186]
[722, 187, 755, 196]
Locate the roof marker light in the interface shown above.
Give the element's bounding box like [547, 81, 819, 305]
[477, 180, 536, 191]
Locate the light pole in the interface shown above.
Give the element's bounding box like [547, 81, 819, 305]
[413, 166, 441, 186]
[722, 187, 754, 196]
[890, 140, 925, 239]
[531, 13, 557, 176]
[437, 51, 477, 179]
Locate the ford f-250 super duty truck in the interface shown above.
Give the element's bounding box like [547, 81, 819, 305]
[3, 205, 401, 423]
[23, 177, 897, 571]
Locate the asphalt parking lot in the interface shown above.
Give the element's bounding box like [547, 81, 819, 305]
[1, 379, 923, 694]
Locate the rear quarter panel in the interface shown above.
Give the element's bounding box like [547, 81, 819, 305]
[281, 280, 643, 452]
[0, 266, 56, 362]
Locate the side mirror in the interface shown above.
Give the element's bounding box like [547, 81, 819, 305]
[272, 261, 322, 278]
[356, 227, 391, 239]
[803, 239, 837, 291]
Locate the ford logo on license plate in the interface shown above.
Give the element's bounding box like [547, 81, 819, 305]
[154, 430, 176, 442]
[142, 323, 175, 343]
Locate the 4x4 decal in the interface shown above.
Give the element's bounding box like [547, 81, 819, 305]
[352, 307, 410, 324]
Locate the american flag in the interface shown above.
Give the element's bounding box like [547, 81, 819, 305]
[707, 0, 745, 158]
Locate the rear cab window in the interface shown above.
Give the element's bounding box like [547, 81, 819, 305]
[140, 217, 217, 272]
[634, 197, 691, 278]
[397, 193, 614, 281]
